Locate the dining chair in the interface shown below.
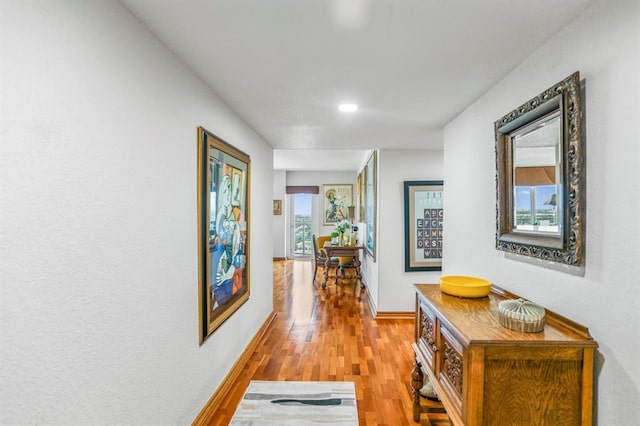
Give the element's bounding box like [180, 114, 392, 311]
[335, 253, 358, 282]
[312, 234, 339, 285]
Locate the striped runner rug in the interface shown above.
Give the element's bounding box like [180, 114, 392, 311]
[230, 380, 358, 425]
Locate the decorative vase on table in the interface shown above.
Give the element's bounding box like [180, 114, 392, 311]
[335, 220, 351, 246]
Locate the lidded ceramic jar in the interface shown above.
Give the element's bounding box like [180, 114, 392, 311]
[498, 298, 545, 333]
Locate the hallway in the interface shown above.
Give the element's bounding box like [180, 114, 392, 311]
[208, 260, 420, 425]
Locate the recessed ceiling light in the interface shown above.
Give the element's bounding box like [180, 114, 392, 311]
[338, 103, 358, 112]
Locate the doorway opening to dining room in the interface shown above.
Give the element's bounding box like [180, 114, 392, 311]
[289, 193, 313, 258]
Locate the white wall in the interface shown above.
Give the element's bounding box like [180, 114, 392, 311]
[443, 0, 639, 423]
[273, 170, 286, 258]
[0, 2, 273, 424]
[375, 149, 444, 312]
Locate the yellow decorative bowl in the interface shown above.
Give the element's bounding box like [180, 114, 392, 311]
[439, 275, 491, 298]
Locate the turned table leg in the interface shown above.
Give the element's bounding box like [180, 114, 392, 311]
[411, 359, 424, 422]
[353, 256, 364, 288]
[322, 256, 330, 288]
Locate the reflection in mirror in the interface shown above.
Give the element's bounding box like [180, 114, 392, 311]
[495, 72, 584, 266]
[512, 110, 561, 235]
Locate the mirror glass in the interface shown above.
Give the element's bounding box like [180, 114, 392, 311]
[512, 110, 561, 235]
[495, 72, 584, 266]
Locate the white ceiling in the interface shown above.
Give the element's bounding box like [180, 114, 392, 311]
[121, 0, 593, 171]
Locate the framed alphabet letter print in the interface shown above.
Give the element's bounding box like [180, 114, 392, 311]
[404, 181, 443, 271]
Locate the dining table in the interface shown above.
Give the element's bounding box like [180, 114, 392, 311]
[322, 241, 365, 288]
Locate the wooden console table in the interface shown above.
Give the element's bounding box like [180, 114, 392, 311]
[411, 284, 597, 425]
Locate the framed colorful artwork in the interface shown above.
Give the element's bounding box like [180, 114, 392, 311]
[404, 180, 443, 271]
[322, 184, 353, 225]
[197, 126, 250, 344]
[357, 170, 365, 223]
[365, 151, 377, 260]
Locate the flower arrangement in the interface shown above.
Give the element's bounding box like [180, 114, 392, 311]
[335, 220, 351, 235]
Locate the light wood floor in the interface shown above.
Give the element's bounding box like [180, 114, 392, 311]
[207, 259, 445, 425]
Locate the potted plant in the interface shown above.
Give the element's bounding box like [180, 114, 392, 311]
[330, 231, 339, 245]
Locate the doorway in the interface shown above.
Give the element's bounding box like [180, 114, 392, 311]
[290, 193, 313, 258]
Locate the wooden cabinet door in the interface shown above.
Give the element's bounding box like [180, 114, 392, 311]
[438, 324, 465, 418]
[417, 299, 439, 373]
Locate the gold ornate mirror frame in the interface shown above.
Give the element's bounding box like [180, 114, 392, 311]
[495, 72, 584, 265]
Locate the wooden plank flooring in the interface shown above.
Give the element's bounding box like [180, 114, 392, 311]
[207, 260, 445, 425]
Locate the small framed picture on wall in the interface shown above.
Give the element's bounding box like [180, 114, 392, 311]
[273, 199, 282, 215]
